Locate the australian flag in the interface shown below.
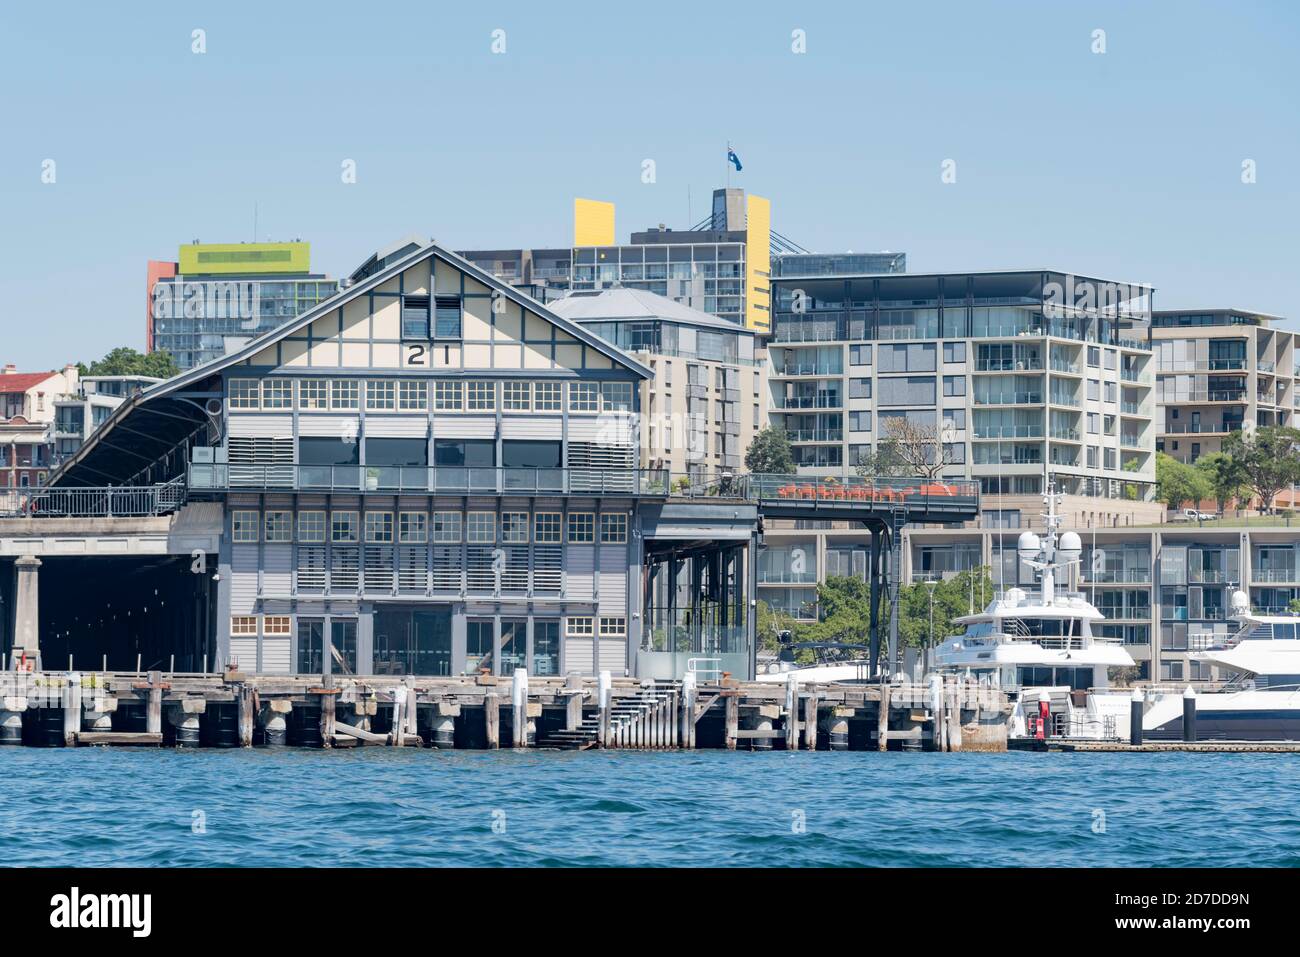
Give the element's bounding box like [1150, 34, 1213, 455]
[727, 148, 743, 172]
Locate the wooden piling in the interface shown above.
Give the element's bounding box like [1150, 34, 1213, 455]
[803, 692, 819, 751]
[947, 680, 963, 752]
[565, 674, 583, 731]
[237, 685, 254, 748]
[484, 693, 500, 749]
[876, 682, 890, 752]
[146, 670, 162, 737]
[724, 693, 738, 750]
[319, 674, 336, 748]
[62, 673, 81, 747]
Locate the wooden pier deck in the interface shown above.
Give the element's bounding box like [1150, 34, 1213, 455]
[0, 671, 1011, 752]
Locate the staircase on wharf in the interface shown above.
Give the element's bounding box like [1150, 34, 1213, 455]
[0, 669, 1010, 752]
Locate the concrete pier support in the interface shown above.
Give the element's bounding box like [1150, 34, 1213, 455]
[167, 699, 206, 746]
[12, 556, 42, 670]
[258, 699, 292, 746]
[82, 690, 117, 734]
[820, 707, 851, 751]
[430, 708, 456, 749]
[0, 697, 27, 744]
[743, 705, 777, 752]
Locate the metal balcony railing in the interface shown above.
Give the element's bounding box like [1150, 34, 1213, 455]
[0, 479, 187, 518]
[189, 465, 669, 496]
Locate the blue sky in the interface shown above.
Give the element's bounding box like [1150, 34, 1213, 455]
[2, 0, 1297, 368]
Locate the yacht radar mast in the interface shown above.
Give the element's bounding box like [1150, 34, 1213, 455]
[1015, 475, 1082, 606]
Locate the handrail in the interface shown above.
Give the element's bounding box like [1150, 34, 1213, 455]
[0, 478, 187, 518]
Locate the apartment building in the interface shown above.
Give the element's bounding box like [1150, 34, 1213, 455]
[0, 364, 79, 488]
[51, 375, 161, 464]
[549, 287, 764, 476]
[1153, 308, 1300, 464]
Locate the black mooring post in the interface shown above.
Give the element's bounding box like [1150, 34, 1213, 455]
[1182, 686, 1197, 743]
[1130, 688, 1144, 746]
[868, 524, 882, 677]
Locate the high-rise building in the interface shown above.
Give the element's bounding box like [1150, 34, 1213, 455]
[1152, 308, 1300, 465]
[147, 241, 337, 370]
[460, 188, 904, 332]
[759, 268, 1163, 623]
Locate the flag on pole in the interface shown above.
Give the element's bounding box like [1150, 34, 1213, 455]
[727, 147, 743, 172]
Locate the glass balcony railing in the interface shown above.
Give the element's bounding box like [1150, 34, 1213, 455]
[189, 465, 669, 496]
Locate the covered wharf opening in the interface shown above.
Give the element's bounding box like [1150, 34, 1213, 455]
[12, 555, 217, 673]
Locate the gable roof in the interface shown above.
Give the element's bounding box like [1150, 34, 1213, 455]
[48, 238, 651, 487]
[550, 286, 755, 334]
[143, 238, 651, 405]
[0, 371, 60, 394]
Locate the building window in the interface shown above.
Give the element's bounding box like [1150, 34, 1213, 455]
[330, 380, 360, 410]
[297, 511, 326, 543]
[466, 511, 496, 543]
[367, 380, 396, 411]
[300, 379, 329, 410]
[434, 380, 463, 411]
[263, 616, 291, 637]
[943, 341, 966, 363]
[600, 513, 627, 543]
[602, 382, 633, 412]
[434, 295, 462, 338]
[264, 511, 292, 542]
[262, 378, 293, 409]
[503, 381, 531, 411]
[535, 382, 562, 412]
[599, 616, 626, 637]
[943, 375, 966, 397]
[364, 511, 394, 543]
[331, 511, 359, 543]
[432, 511, 462, 542]
[399, 511, 427, 543]
[232, 510, 259, 542]
[567, 616, 594, 637]
[501, 511, 529, 543]
[231, 616, 258, 636]
[467, 381, 496, 412]
[850, 344, 872, 366]
[534, 511, 562, 543]
[567, 512, 595, 542]
[402, 294, 430, 339]
[229, 379, 260, 410]
[569, 382, 599, 413]
[399, 380, 428, 411]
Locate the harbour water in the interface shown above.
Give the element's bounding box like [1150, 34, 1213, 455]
[1, 750, 1296, 867]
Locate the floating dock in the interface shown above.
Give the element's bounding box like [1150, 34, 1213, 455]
[1010, 737, 1300, 753]
[0, 671, 1009, 752]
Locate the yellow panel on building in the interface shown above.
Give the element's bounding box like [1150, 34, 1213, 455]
[573, 198, 615, 247]
[178, 242, 310, 275]
[745, 195, 771, 333]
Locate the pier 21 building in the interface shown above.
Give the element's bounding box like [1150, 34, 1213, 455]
[46, 241, 760, 681]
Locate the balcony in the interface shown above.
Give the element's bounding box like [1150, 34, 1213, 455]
[1252, 568, 1299, 583]
[974, 391, 1042, 406]
[1050, 359, 1081, 374]
[976, 358, 1044, 372]
[189, 465, 669, 496]
[1050, 427, 1081, 441]
[1160, 423, 1236, 435]
[973, 425, 1044, 439]
[786, 429, 844, 443]
[773, 394, 842, 410]
[772, 361, 843, 377]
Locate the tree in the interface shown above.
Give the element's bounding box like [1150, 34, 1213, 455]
[797, 576, 873, 648]
[756, 600, 798, 655]
[78, 347, 179, 380]
[894, 567, 995, 649]
[855, 415, 958, 480]
[1195, 451, 1248, 515]
[744, 426, 796, 475]
[1155, 452, 1210, 511]
[1222, 425, 1300, 514]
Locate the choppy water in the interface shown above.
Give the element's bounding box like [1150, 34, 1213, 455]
[0, 749, 1296, 867]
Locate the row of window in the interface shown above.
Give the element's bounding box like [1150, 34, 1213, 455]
[231, 509, 629, 544]
[227, 378, 635, 414]
[230, 614, 626, 638]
